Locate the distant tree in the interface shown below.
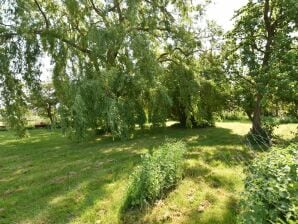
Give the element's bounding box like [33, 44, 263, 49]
[226, 0, 298, 140]
[30, 83, 58, 126]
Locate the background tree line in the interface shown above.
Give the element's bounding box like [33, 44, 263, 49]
[0, 0, 297, 141]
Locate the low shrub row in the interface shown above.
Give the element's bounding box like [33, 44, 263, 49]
[122, 140, 186, 211]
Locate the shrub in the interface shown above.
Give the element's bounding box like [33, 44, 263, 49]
[263, 116, 298, 125]
[122, 140, 186, 211]
[279, 116, 298, 124]
[220, 110, 248, 121]
[238, 144, 298, 223]
[262, 116, 279, 138]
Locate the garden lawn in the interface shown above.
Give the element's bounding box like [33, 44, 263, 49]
[0, 122, 297, 224]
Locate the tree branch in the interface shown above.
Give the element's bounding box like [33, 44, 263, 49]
[233, 71, 256, 86]
[33, 0, 50, 29]
[264, 0, 271, 32]
[88, 0, 110, 26]
[1, 30, 91, 54]
[114, 0, 124, 22]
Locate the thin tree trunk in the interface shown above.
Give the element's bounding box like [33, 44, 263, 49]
[178, 108, 187, 127]
[47, 105, 54, 126]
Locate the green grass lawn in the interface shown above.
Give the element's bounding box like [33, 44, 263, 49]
[0, 122, 297, 224]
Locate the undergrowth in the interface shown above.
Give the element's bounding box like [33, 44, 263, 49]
[122, 140, 186, 211]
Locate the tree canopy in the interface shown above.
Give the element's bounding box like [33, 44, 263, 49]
[226, 0, 298, 141]
[1, 0, 225, 139]
[0, 0, 297, 141]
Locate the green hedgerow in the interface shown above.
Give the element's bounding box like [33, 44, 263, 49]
[238, 143, 298, 224]
[122, 140, 186, 211]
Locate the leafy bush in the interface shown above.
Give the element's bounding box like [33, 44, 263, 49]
[263, 116, 298, 125]
[262, 116, 279, 138]
[279, 116, 298, 124]
[220, 110, 248, 121]
[122, 140, 186, 211]
[239, 144, 298, 223]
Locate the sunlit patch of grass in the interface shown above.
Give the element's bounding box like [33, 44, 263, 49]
[275, 123, 297, 140]
[0, 122, 295, 223]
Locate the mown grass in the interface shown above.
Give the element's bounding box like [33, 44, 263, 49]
[0, 122, 296, 224]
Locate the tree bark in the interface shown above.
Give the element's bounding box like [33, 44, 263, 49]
[177, 107, 187, 127]
[245, 110, 253, 122]
[251, 94, 262, 135]
[250, 0, 275, 137]
[47, 104, 54, 126]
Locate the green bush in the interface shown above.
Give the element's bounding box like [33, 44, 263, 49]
[262, 116, 279, 138]
[122, 140, 186, 211]
[239, 144, 298, 223]
[263, 116, 298, 125]
[279, 116, 298, 124]
[220, 110, 248, 121]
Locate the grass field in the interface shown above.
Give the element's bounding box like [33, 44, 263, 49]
[0, 122, 297, 224]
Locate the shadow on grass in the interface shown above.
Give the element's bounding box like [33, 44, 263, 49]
[0, 124, 249, 223]
[184, 195, 239, 224]
[187, 147, 254, 167]
[0, 131, 145, 223]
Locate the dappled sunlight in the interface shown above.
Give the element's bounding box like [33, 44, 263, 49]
[1, 0, 296, 221]
[0, 122, 296, 223]
[275, 123, 298, 140]
[216, 122, 251, 136]
[0, 176, 16, 184]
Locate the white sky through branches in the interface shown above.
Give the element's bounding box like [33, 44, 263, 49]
[40, 0, 248, 82]
[205, 0, 248, 31]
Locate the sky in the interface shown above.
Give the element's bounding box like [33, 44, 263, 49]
[205, 0, 248, 31]
[40, 0, 249, 82]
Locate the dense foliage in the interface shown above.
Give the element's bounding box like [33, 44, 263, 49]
[29, 83, 58, 126]
[239, 143, 298, 223]
[0, 0, 229, 139]
[0, 0, 296, 141]
[122, 141, 185, 210]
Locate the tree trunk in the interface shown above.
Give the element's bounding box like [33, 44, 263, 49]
[178, 109, 187, 127]
[245, 110, 253, 121]
[275, 101, 279, 117]
[252, 95, 262, 135]
[47, 105, 54, 126]
[249, 0, 273, 137]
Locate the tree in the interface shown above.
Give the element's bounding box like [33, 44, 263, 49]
[164, 21, 229, 128]
[0, 0, 207, 139]
[30, 83, 58, 126]
[226, 0, 298, 141]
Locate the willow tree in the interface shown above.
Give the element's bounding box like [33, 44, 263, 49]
[226, 0, 298, 140]
[164, 21, 228, 128]
[0, 0, 204, 139]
